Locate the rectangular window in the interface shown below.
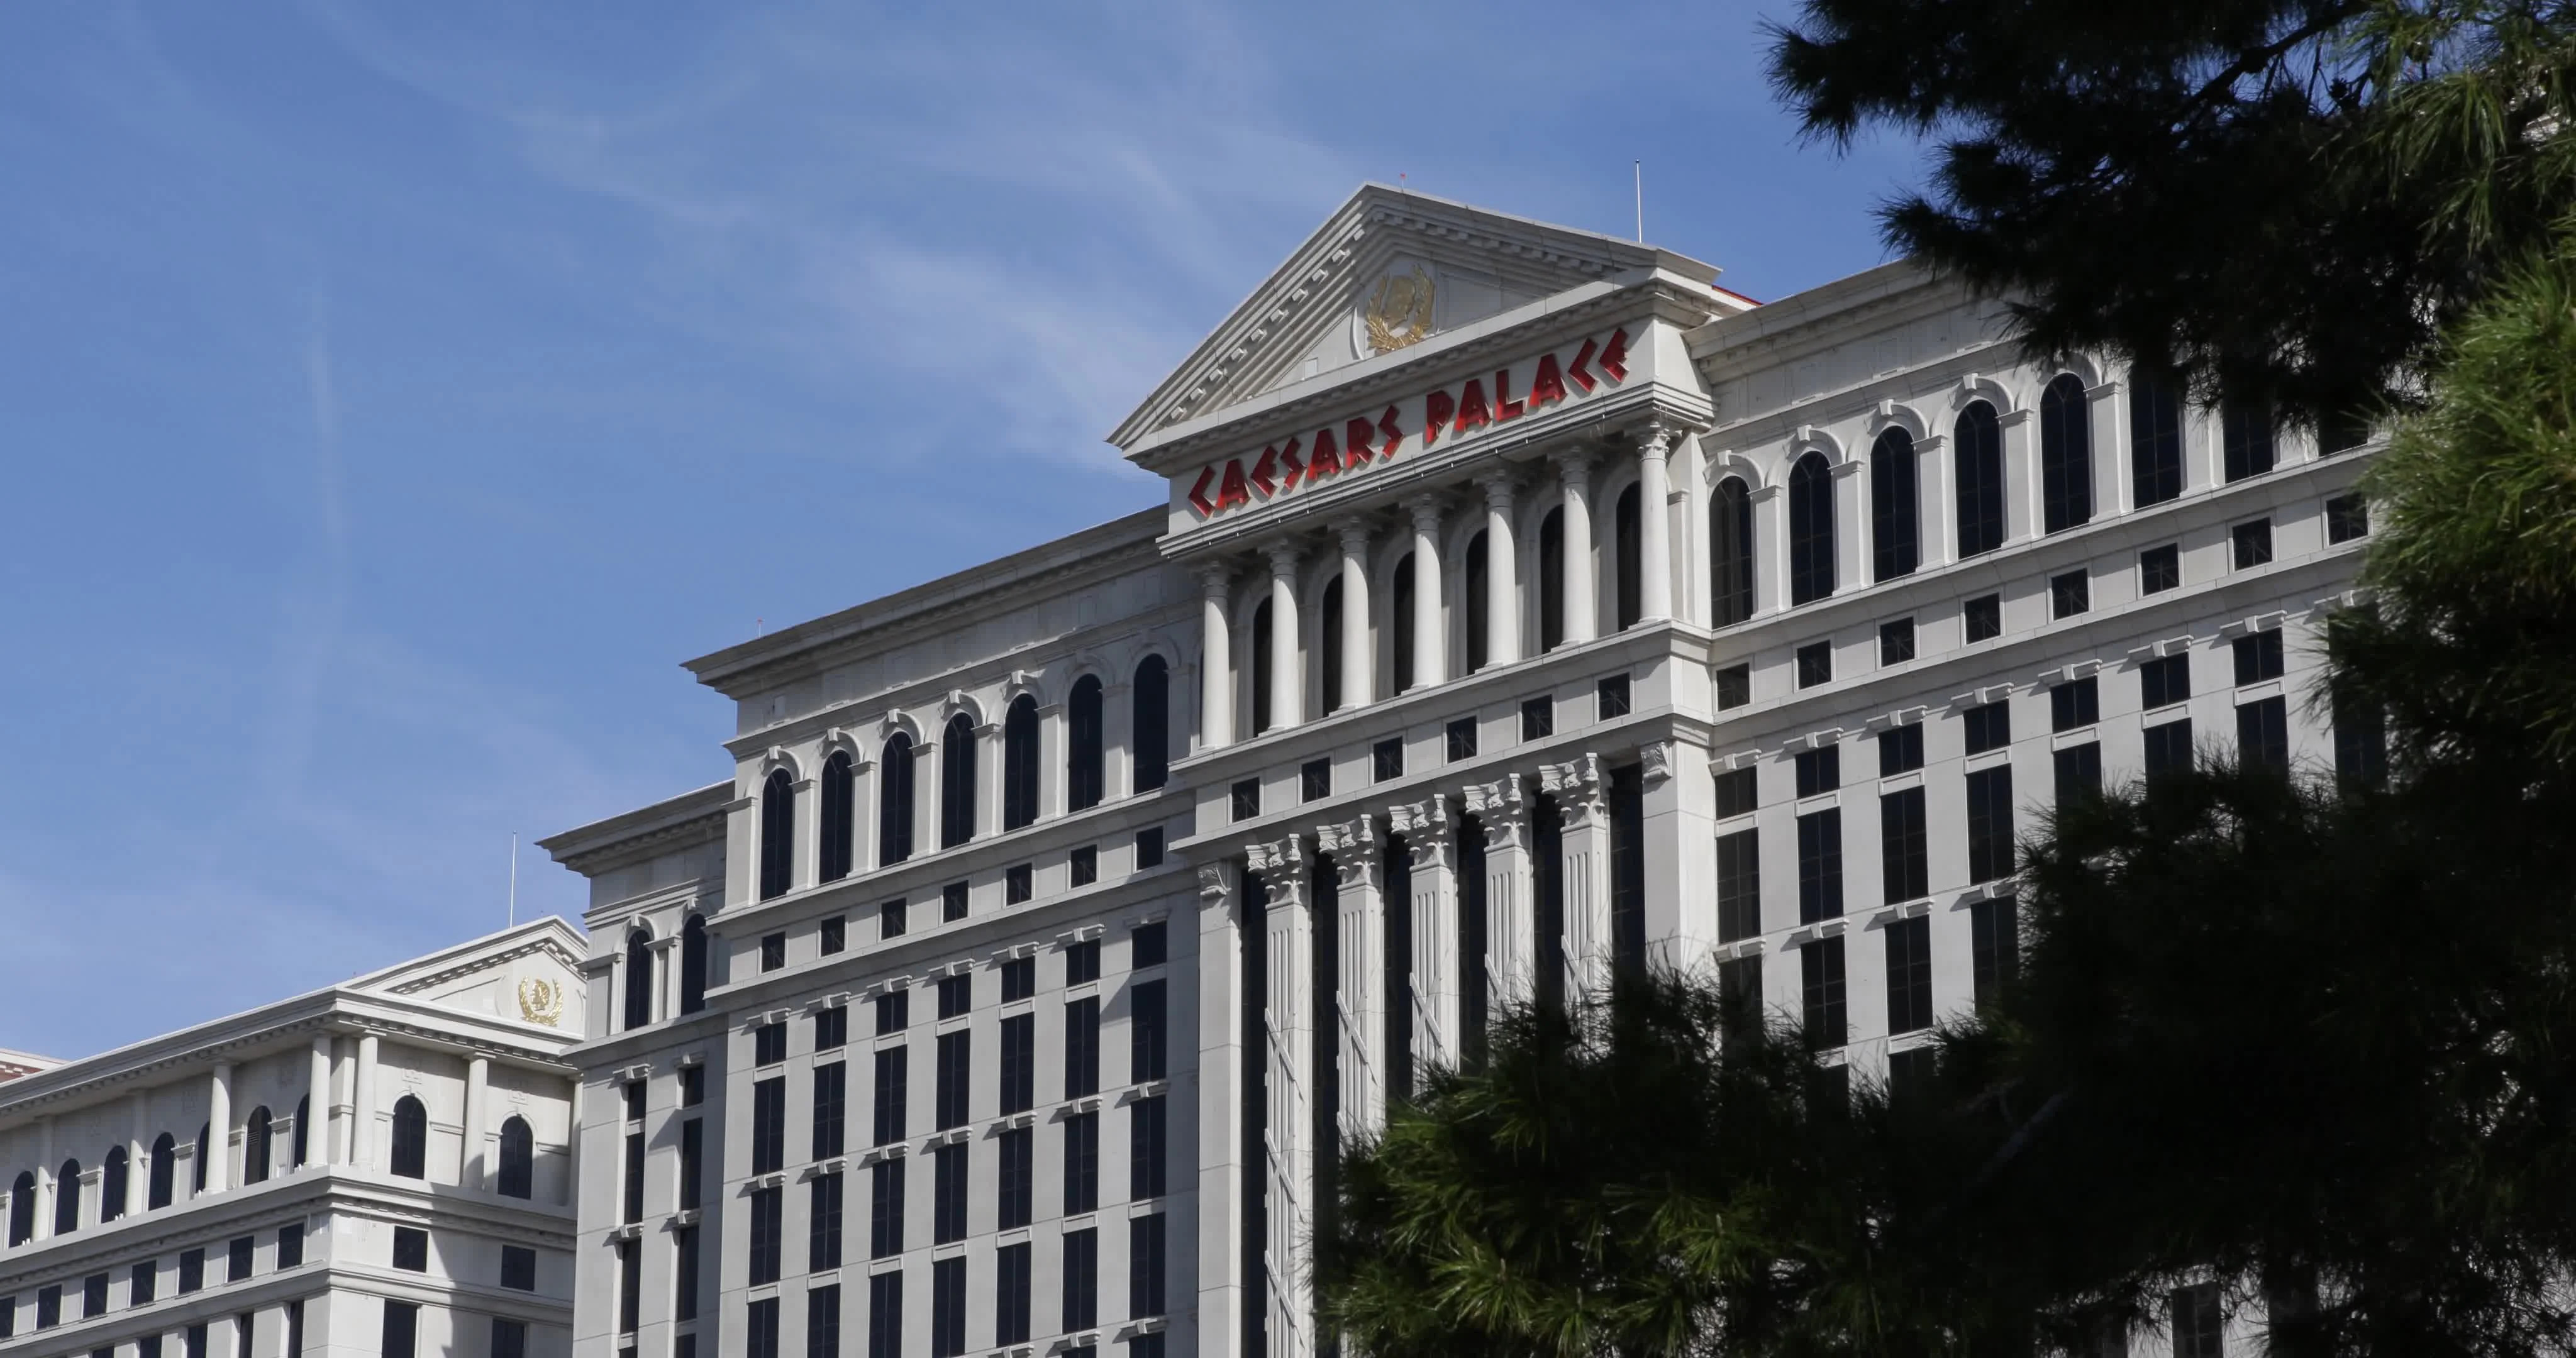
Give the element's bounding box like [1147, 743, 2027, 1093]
[816, 1005, 849, 1051]
[1301, 758, 1331, 802]
[2131, 375, 2185, 505]
[2145, 719, 2196, 780]
[1885, 914, 1935, 1034]
[1131, 980, 1169, 1082]
[1064, 1109, 1101, 1213]
[1714, 664, 1750, 710]
[682, 1063, 706, 1105]
[1062, 1228, 1099, 1332]
[1880, 787, 1929, 904]
[2141, 653, 2191, 709]
[935, 1031, 971, 1129]
[1521, 695, 1554, 741]
[501, 1244, 536, 1291]
[1130, 1095, 1168, 1198]
[1129, 1214, 1168, 1317]
[131, 1261, 156, 1305]
[622, 1130, 646, 1222]
[2233, 629, 2285, 685]
[392, 1227, 428, 1273]
[821, 914, 847, 956]
[676, 1225, 701, 1320]
[1718, 955, 1764, 1037]
[1064, 995, 1102, 1097]
[1446, 717, 1479, 761]
[1796, 809, 1843, 924]
[998, 1126, 1034, 1229]
[1067, 937, 1102, 985]
[1962, 700, 2011, 756]
[811, 1171, 845, 1272]
[1965, 766, 2015, 883]
[1006, 863, 1033, 904]
[494, 1318, 529, 1358]
[869, 1160, 906, 1258]
[383, 1302, 418, 1358]
[2233, 517, 2274, 569]
[2327, 493, 2369, 543]
[2224, 400, 2276, 481]
[937, 974, 970, 1020]
[1963, 593, 2002, 643]
[941, 881, 969, 922]
[1879, 617, 1916, 666]
[1970, 895, 2019, 1005]
[808, 1284, 842, 1358]
[34, 1287, 58, 1331]
[872, 1048, 908, 1145]
[749, 1185, 784, 1285]
[996, 1241, 1033, 1346]
[997, 954, 1035, 1002]
[230, 1234, 256, 1281]
[2053, 743, 2102, 808]
[761, 932, 787, 973]
[753, 1076, 787, 1174]
[1001, 1013, 1035, 1114]
[2049, 570, 2089, 619]
[930, 1257, 967, 1358]
[1135, 826, 1166, 868]
[1794, 744, 1840, 797]
[2171, 1281, 2224, 1358]
[1714, 766, 1757, 819]
[2238, 697, 2290, 771]
[178, 1248, 204, 1295]
[1372, 738, 1404, 782]
[1801, 938, 1848, 1046]
[1796, 640, 1833, 688]
[868, 1271, 904, 1358]
[1231, 778, 1260, 821]
[756, 1021, 789, 1066]
[83, 1272, 108, 1318]
[1599, 674, 1633, 717]
[615, 1239, 640, 1332]
[748, 1296, 780, 1358]
[931, 1143, 968, 1244]
[2140, 543, 2181, 593]
[1716, 829, 1762, 943]
[880, 897, 908, 939]
[1133, 921, 1168, 966]
[1879, 723, 1924, 776]
[2051, 677, 2099, 732]
[2336, 692, 2388, 789]
[1070, 844, 1099, 886]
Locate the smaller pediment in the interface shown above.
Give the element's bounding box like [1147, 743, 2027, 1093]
[356, 917, 589, 1037]
[1109, 184, 1720, 450]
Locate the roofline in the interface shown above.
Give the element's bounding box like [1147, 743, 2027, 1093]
[537, 780, 732, 879]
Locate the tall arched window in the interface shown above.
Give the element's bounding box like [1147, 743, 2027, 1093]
[622, 929, 654, 1032]
[1463, 531, 1491, 671]
[243, 1107, 272, 1185]
[879, 733, 916, 866]
[389, 1096, 428, 1180]
[1955, 400, 2006, 557]
[194, 1122, 209, 1193]
[1390, 555, 1416, 692]
[497, 1116, 535, 1200]
[2131, 370, 2185, 505]
[1001, 695, 1040, 831]
[2223, 398, 2276, 481]
[757, 768, 794, 901]
[2040, 373, 2094, 533]
[1067, 677, 1105, 810]
[1130, 659, 1169, 793]
[1538, 507, 1565, 651]
[1614, 485, 1642, 629]
[53, 1160, 79, 1235]
[818, 751, 855, 883]
[101, 1147, 128, 1222]
[292, 1095, 310, 1168]
[940, 714, 977, 848]
[1318, 577, 1344, 714]
[679, 914, 709, 1015]
[7, 1171, 33, 1244]
[1870, 429, 1919, 581]
[148, 1134, 175, 1210]
[1787, 452, 1836, 605]
[1711, 477, 1753, 627]
[1250, 599, 1274, 736]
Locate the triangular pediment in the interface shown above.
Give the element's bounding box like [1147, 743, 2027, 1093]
[353, 918, 590, 1036]
[1109, 184, 1721, 450]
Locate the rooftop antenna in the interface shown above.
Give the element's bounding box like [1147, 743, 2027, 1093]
[507, 833, 519, 927]
[1634, 160, 1645, 242]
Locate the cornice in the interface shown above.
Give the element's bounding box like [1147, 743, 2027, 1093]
[541, 783, 731, 879]
[384, 937, 584, 998]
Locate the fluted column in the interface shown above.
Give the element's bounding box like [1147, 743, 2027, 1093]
[307, 1039, 333, 1169]
[1392, 797, 1458, 1073]
[1637, 426, 1675, 621]
[1323, 818, 1384, 1136]
[352, 1035, 380, 1171]
[1543, 756, 1614, 995]
[1248, 837, 1314, 1358]
[463, 1056, 491, 1190]
[1475, 472, 1521, 667]
[1335, 521, 1372, 711]
[205, 1063, 232, 1195]
[1199, 564, 1233, 751]
[1265, 543, 1302, 731]
[1557, 451, 1599, 644]
[1464, 778, 1533, 1007]
[1194, 862, 1248, 1357]
[1405, 495, 1446, 690]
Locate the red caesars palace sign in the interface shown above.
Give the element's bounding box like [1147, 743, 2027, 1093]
[1184, 327, 1630, 519]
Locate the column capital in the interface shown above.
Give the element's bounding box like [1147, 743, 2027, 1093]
[1318, 817, 1380, 893]
[1389, 794, 1453, 871]
[1194, 560, 1235, 597]
[1196, 861, 1238, 907]
[1472, 468, 1519, 507]
[1555, 446, 1599, 483]
[1246, 836, 1309, 911]
[1636, 421, 1676, 460]
[1462, 773, 1528, 849]
[1334, 517, 1374, 553]
[1539, 753, 1607, 827]
[1404, 492, 1448, 531]
[1262, 539, 1302, 577]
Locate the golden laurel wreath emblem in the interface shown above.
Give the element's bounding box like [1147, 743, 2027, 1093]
[517, 977, 565, 1027]
[1364, 264, 1437, 354]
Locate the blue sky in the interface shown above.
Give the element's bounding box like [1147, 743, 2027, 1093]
[0, 2, 1928, 1059]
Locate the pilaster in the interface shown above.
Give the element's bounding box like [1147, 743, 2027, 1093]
[1541, 756, 1612, 996]
[1390, 796, 1457, 1074]
[1319, 817, 1383, 1137]
[1246, 836, 1313, 1358]
[1195, 861, 1246, 1358]
[1462, 776, 1531, 1008]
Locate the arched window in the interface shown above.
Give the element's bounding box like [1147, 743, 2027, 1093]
[101, 1146, 128, 1222]
[148, 1133, 175, 1210]
[1318, 577, 1344, 715]
[1463, 531, 1490, 671]
[7, 1171, 33, 1244]
[389, 1096, 428, 1180]
[623, 929, 655, 1032]
[758, 768, 794, 901]
[1711, 477, 1753, 627]
[940, 714, 977, 848]
[497, 1116, 535, 1200]
[1614, 485, 1642, 629]
[1250, 599, 1274, 736]
[879, 733, 916, 866]
[1955, 400, 2006, 557]
[194, 1122, 209, 1193]
[1001, 695, 1040, 831]
[1538, 507, 1565, 651]
[1870, 429, 1919, 581]
[818, 751, 855, 883]
[1067, 676, 1105, 810]
[679, 914, 709, 1015]
[2131, 370, 2185, 505]
[1787, 452, 1836, 605]
[243, 1107, 272, 1186]
[292, 1095, 310, 1169]
[1390, 555, 1416, 692]
[2040, 373, 2094, 533]
[1130, 659, 1169, 793]
[54, 1160, 79, 1235]
[2223, 397, 2275, 481]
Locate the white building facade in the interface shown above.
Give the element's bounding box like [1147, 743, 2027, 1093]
[0, 922, 588, 1358]
[543, 186, 2380, 1358]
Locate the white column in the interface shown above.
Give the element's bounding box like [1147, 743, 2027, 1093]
[205, 1064, 232, 1195]
[1039, 701, 1068, 819]
[564, 1077, 583, 1209]
[1999, 406, 2038, 544]
[1915, 434, 1953, 567]
[1264, 543, 1303, 731]
[1198, 565, 1234, 751]
[1194, 863, 1246, 1354]
[1637, 425, 1675, 621]
[1749, 483, 1786, 617]
[1405, 495, 1446, 689]
[1335, 521, 1372, 710]
[1475, 472, 1520, 667]
[1557, 451, 1598, 645]
[1463, 778, 1532, 1007]
[2089, 380, 2128, 516]
[307, 1039, 333, 1169]
[1833, 458, 1867, 595]
[462, 1056, 491, 1191]
[975, 720, 1004, 839]
[792, 773, 821, 893]
[1323, 818, 1384, 1136]
[1391, 797, 1457, 1074]
[1248, 837, 1314, 1358]
[1543, 756, 1614, 995]
[352, 1035, 380, 1171]
[31, 1120, 54, 1240]
[1674, 433, 1709, 626]
[126, 1094, 150, 1215]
